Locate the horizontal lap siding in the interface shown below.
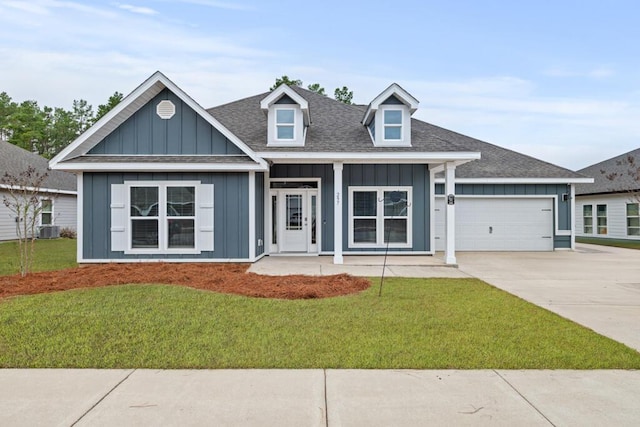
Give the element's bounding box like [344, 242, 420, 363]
[82, 172, 249, 260]
[53, 194, 77, 231]
[576, 194, 639, 240]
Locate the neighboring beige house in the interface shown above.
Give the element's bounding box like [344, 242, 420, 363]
[0, 140, 77, 241]
[576, 148, 640, 241]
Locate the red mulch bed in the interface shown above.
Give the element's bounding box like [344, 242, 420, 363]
[0, 263, 371, 300]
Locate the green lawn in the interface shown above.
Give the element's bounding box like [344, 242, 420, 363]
[0, 239, 77, 276]
[1, 279, 639, 369]
[577, 236, 640, 250]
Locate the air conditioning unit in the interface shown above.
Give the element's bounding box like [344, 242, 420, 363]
[39, 225, 60, 239]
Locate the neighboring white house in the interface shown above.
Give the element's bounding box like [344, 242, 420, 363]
[576, 148, 640, 241]
[0, 140, 77, 241]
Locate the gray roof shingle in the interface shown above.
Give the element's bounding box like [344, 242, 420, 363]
[0, 141, 76, 192]
[576, 148, 640, 195]
[208, 86, 584, 179]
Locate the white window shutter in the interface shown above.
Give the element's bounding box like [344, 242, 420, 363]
[198, 184, 214, 251]
[110, 184, 127, 251]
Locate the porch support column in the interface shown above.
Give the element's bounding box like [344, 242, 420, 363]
[248, 171, 256, 261]
[333, 162, 344, 264]
[570, 184, 576, 251]
[444, 162, 457, 265]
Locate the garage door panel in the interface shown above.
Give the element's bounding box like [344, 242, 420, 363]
[435, 198, 554, 251]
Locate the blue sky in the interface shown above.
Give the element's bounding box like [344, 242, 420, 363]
[0, 0, 638, 170]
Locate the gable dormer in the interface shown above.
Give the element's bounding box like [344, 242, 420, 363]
[362, 83, 419, 147]
[260, 85, 310, 146]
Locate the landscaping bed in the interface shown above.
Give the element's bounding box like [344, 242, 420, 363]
[0, 263, 370, 300]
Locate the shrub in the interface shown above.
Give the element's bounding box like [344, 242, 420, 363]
[59, 227, 77, 239]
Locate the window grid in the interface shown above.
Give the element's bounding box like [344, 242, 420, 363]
[627, 203, 640, 236]
[583, 205, 593, 234]
[383, 109, 402, 141]
[596, 204, 607, 235]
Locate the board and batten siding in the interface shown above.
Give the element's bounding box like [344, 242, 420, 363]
[82, 172, 249, 260]
[255, 172, 265, 257]
[435, 183, 572, 248]
[88, 88, 243, 156]
[576, 193, 640, 240]
[270, 163, 430, 253]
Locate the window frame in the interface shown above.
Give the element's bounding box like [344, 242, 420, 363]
[348, 186, 412, 249]
[596, 204, 607, 235]
[382, 109, 403, 141]
[40, 198, 54, 226]
[275, 107, 296, 141]
[582, 204, 593, 234]
[125, 181, 201, 255]
[626, 203, 640, 236]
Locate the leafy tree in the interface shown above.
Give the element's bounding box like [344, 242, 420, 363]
[43, 107, 78, 158]
[1, 166, 50, 276]
[307, 83, 326, 96]
[334, 86, 353, 105]
[94, 91, 123, 124]
[72, 99, 94, 134]
[270, 75, 303, 91]
[7, 100, 47, 153]
[0, 92, 17, 140]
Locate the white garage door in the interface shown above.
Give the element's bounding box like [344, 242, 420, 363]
[435, 197, 554, 251]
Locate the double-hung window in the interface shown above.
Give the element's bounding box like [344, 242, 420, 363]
[583, 205, 593, 234]
[596, 204, 607, 235]
[111, 181, 213, 254]
[383, 110, 402, 141]
[41, 199, 53, 225]
[276, 108, 295, 140]
[627, 203, 640, 236]
[349, 186, 412, 248]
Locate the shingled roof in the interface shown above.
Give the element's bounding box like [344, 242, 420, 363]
[0, 141, 76, 192]
[208, 86, 585, 180]
[576, 148, 640, 195]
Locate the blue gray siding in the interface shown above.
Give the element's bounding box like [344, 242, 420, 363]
[255, 172, 265, 257]
[270, 163, 430, 253]
[435, 183, 572, 248]
[83, 172, 249, 260]
[89, 88, 243, 155]
[270, 164, 335, 251]
[343, 164, 429, 252]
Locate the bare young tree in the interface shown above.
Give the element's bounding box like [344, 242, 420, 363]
[1, 166, 49, 276]
[602, 154, 640, 203]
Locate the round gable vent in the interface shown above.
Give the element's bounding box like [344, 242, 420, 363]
[156, 100, 176, 119]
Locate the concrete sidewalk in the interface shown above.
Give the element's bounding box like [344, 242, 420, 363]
[2, 369, 639, 426]
[248, 255, 470, 278]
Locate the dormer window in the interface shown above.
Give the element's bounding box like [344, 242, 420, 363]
[383, 109, 403, 141]
[260, 85, 310, 147]
[276, 108, 295, 140]
[362, 83, 419, 147]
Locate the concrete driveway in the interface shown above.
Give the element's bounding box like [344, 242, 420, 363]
[457, 243, 640, 352]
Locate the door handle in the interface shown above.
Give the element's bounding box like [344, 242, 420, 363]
[489, 226, 493, 234]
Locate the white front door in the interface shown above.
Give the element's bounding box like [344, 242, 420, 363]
[276, 190, 318, 253]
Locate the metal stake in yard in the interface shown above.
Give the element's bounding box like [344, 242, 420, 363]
[379, 191, 410, 297]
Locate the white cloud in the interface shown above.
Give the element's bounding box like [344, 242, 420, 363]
[116, 3, 159, 15]
[151, 0, 254, 11]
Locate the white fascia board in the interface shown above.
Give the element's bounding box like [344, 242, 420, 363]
[50, 71, 268, 170]
[256, 151, 481, 164]
[362, 83, 420, 125]
[0, 184, 77, 195]
[50, 162, 267, 172]
[433, 177, 594, 184]
[260, 85, 308, 110]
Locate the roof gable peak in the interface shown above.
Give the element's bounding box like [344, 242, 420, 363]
[362, 83, 419, 125]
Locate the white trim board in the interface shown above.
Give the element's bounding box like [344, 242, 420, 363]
[433, 177, 593, 184]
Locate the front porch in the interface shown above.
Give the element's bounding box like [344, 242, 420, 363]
[248, 254, 470, 278]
